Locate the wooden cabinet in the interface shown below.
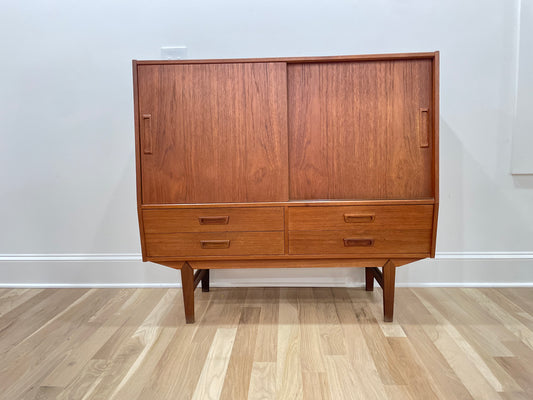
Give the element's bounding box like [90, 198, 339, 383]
[133, 52, 439, 323]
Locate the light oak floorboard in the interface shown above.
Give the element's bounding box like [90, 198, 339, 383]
[246, 287, 279, 363]
[276, 288, 304, 399]
[191, 327, 238, 400]
[248, 362, 276, 400]
[0, 288, 44, 317]
[0, 287, 531, 400]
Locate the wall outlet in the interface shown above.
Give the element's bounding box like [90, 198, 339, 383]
[161, 46, 187, 60]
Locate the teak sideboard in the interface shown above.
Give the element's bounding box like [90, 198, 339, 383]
[133, 52, 439, 323]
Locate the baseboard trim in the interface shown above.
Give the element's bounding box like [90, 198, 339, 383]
[1, 252, 531, 288]
[1, 251, 532, 261]
[0, 254, 142, 261]
[396, 282, 533, 288]
[1, 282, 532, 289]
[0, 283, 180, 289]
[211, 281, 533, 288]
[436, 251, 533, 259]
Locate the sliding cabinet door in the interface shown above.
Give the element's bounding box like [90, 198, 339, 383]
[288, 59, 434, 200]
[137, 62, 288, 204]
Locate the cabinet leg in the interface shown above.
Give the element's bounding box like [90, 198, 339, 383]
[382, 259, 396, 322]
[180, 262, 195, 324]
[201, 269, 210, 292]
[365, 267, 374, 291]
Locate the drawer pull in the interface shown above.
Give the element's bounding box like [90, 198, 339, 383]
[198, 216, 230, 225]
[343, 238, 374, 247]
[200, 240, 230, 249]
[343, 214, 375, 223]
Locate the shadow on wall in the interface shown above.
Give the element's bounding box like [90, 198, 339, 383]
[437, 117, 531, 252]
[92, 148, 138, 252]
[436, 118, 463, 253]
[93, 148, 180, 284]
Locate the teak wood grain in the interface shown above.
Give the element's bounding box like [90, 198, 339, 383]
[288, 204, 433, 231]
[133, 52, 440, 323]
[145, 231, 285, 257]
[137, 62, 289, 204]
[431, 51, 440, 257]
[151, 254, 430, 263]
[288, 59, 433, 200]
[187, 258, 419, 269]
[143, 207, 284, 233]
[132, 61, 148, 260]
[141, 199, 434, 208]
[289, 229, 432, 255]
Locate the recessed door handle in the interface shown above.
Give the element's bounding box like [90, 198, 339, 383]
[344, 214, 375, 223]
[198, 216, 230, 225]
[200, 240, 230, 249]
[419, 108, 429, 148]
[142, 114, 152, 154]
[343, 238, 374, 247]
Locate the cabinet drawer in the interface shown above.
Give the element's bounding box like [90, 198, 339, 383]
[143, 207, 284, 233]
[146, 231, 284, 257]
[289, 229, 431, 255]
[288, 205, 433, 231]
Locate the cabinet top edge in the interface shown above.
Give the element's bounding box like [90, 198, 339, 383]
[133, 51, 439, 65]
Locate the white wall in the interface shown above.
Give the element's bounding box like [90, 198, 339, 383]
[1, 0, 532, 287]
[512, 0, 533, 173]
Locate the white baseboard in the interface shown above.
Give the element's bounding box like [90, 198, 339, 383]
[0, 283, 181, 289]
[0, 252, 532, 288]
[3, 282, 531, 289]
[0, 253, 143, 261]
[211, 280, 533, 288]
[436, 251, 533, 259]
[395, 282, 533, 287]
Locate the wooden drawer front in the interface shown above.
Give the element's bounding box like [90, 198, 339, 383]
[289, 229, 431, 255]
[145, 232, 284, 257]
[143, 207, 284, 233]
[288, 205, 433, 231]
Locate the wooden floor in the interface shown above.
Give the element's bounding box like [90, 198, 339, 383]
[0, 287, 532, 399]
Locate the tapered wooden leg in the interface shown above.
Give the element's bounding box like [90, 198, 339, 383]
[365, 267, 374, 291]
[382, 259, 396, 322]
[201, 269, 210, 292]
[180, 262, 195, 324]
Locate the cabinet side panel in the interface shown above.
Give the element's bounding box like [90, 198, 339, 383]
[431, 51, 440, 257]
[132, 61, 147, 260]
[288, 59, 433, 200]
[433, 52, 440, 203]
[138, 62, 288, 204]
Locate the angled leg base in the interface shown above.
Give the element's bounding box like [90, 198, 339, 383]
[180, 263, 210, 324]
[365, 260, 397, 322]
[180, 262, 195, 324]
